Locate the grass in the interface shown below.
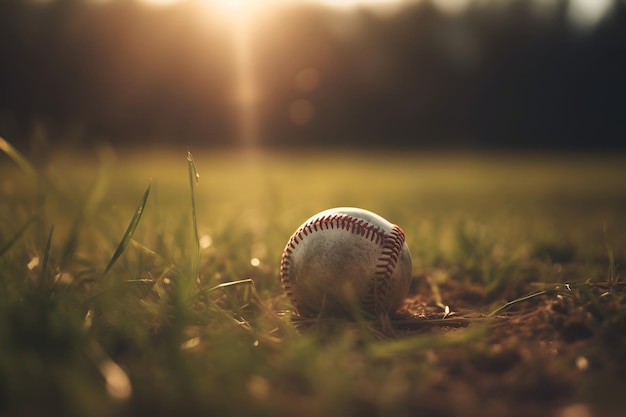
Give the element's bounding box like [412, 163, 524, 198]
[1, 138, 625, 417]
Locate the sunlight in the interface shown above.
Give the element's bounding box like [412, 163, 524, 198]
[320, 0, 406, 8]
[208, 0, 274, 19]
[136, 0, 413, 145]
[567, 0, 614, 30]
[139, 0, 179, 6]
[207, 0, 407, 145]
[140, 0, 410, 15]
[232, 15, 259, 146]
[204, 0, 292, 145]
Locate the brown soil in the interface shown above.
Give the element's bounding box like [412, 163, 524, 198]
[389, 278, 626, 417]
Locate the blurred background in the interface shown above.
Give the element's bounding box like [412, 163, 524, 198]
[0, 0, 624, 150]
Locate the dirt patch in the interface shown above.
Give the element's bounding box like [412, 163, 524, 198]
[391, 278, 626, 417]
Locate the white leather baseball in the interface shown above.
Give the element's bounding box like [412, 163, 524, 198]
[280, 207, 412, 317]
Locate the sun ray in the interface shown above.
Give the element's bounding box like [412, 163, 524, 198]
[137, 0, 410, 146]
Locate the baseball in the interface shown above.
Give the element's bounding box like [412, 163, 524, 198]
[280, 207, 412, 317]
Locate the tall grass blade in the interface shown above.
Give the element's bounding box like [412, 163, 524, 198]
[0, 136, 37, 180]
[604, 223, 617, 287]
[39, 224, 54, 284]
[0, 215, 38, 258]
[60, 146, 114, 268]
[103, 182, 151, 276]
[187, 149, 200, 283]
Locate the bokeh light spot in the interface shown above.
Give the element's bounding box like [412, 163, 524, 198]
[199, 234, 213, 249]
[99, 360, 132, 401]
[27, 256, 39, 271]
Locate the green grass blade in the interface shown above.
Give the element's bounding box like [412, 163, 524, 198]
[103, 181, 151, 276]
[0, 215, 39, 258]
[39, 224, 54, 284]
[0, 136, 65, 206]
[187, 149, 200, 283]
[0, 136, 37, 180]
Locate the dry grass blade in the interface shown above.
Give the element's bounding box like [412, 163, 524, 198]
[487, 290, 548, 317]
[489, 275, 626, 318]
[103, 181, 151, 276]
[130, 239, 178, 274]
[195, 278, 284, 345]
[194, 278, 257, 306]
[200, 278, 255, 294]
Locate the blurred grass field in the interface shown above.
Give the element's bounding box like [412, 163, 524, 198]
[1, 141, 625, 417]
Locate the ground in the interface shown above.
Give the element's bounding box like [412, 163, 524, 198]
[0, 143, 625, 417]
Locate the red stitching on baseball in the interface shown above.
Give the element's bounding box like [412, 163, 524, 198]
[369, 225, 406, 312]
[280, 214, 406, 315]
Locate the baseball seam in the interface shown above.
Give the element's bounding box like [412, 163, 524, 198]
[366, 225, 406, 313]
[280, 214, 406, 315]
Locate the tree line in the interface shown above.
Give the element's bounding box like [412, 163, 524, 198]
[1, 0, 625, 149]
